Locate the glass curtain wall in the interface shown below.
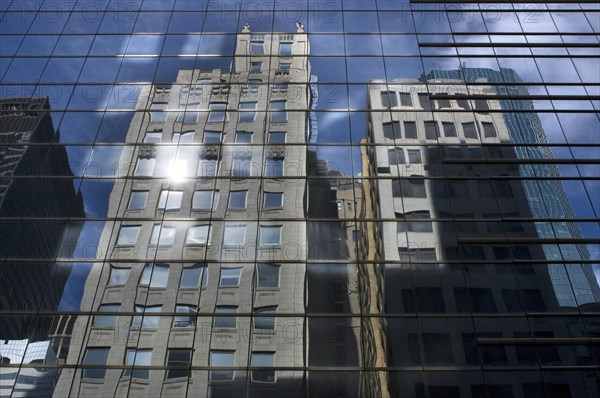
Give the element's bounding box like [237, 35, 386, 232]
[0, 1, 599, 397]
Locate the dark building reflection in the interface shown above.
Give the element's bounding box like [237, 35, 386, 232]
[306, 148, 360, 397]
[0, 97, 84, 397]
[365, 74, 600, 397]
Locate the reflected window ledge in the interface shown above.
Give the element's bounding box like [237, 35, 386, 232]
[81, 378, 107, 384]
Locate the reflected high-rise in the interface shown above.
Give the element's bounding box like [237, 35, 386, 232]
[0, 96, 84, 398]
[54, 27, 310, 397]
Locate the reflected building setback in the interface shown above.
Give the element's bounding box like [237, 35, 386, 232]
[0, 97, 84, 396]
[366, 74, 600, 396]
[54, 27, 310, 397]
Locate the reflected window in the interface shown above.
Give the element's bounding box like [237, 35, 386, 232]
[251, 352, 275, 383]
[128, 191, 148, 210]
[270, 100, 287, 123]
[442, 122, 457, 137]
[95, 304, 120, 327]
[176, 109, 198, 124]
[456, 94, 470, 110]
[397, 211, 433, 233]
[418, 93, 432, 110]
[422, 333, 454, 365]
[192, 190, 219, 210]
[264, 192, 283, 208]
[470, 288, 498, 313]
[279, 62, 291, 71]
[166, 349, 191, 379]
[223, 224, 246, 246]
[228, 190, 247, 209]
[381, 91, 397, 108]
[235, 131, 253, 143]
[180, 263, 207, 289]
[388, 148, 405, 165]
[272, 83, 288, 92]
[482, 122, 497, 138]
[250, 41, 264, 55]
[250, 62, 262, 73]
[144, 130, 162, 143]
[208, 103, 227, 123]
[424, 121, 439, 140]
[502, 289, 524, 313]
[124, 349, 152, 379]
[134, 158, 155, 176]
[157, 190, 183, 210]
[150, 224, 176, 246]
[462, 122, 478, 139]
[448, 180, 469, 198]
[239, 102, 257, 122]
[264, 158, 284, 177]
[214, 306, 237, 328]
[392, 178, 426, 198]
[197, 158, 218, 177]
[404, 121, 417, 139]
[268, 131, 286, 144]
[257, 263, 280, 288]
[436, 94, 451, 109]
[400, 92, 412, 107]
[254, 306, 276, 330]
[83, 348, 109, 379]
[383, 121, 401, 140]
[149, 103, 167, 123]
[140, 264, 169, 288]
[220, 267, 242, 287]
[203, 131, 222, 144]
[398, 248, 437, 262]
[279, 42, 293, 55]
[232, 155, 252, 177]
[260, 225, 282, 246]
[116, 225, 140, 246]
[174, 305, 197, 328]
[172, 131, 194, 143]
[210, 351, 234, 381]
[407, 149, 421, 164]
[133, 305, 161, 329]
[475, 99, 489, 114]
[109, 266, 130, 286]
[185, 225, 209, 245]
[415, 287, 445, 313]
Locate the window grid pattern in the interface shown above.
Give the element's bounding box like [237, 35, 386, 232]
[0, 3, 598, 398]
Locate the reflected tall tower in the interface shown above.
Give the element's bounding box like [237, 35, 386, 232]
[0, 97, 84, 398]
[54, 27, 311, 397]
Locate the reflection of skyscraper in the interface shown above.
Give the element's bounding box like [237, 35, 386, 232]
[0, 97, 84, 338]
[0, 97, 84, 396]
[423, 67, 600, 308]
[55, 28, 310, 397]
[366, 77, 599, 396]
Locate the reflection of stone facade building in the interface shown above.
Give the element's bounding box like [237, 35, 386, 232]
[0, 97, 84, 340]
[54, 29, 310, 397]
[366, 79, 599, 397]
